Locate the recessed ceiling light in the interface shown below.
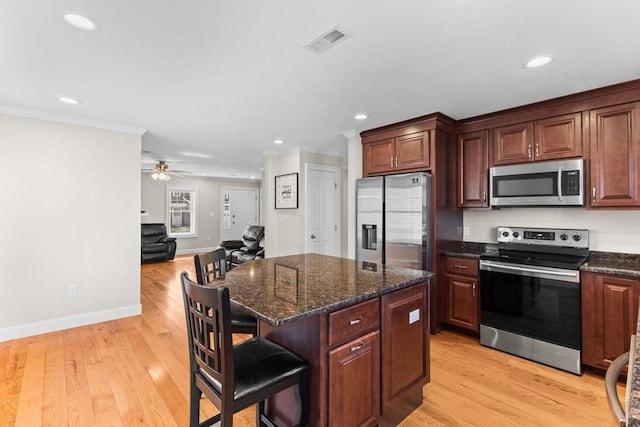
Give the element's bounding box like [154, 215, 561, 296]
[62, 13, 101, 31]
[524, 55, 554, 69]
[354, 113, 368, 120]
[274, 139, 284, 144]
[59, 97, 80, 105]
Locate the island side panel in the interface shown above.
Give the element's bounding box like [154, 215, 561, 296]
[260, 313, 328, 427]
[380, 280, 430, 425]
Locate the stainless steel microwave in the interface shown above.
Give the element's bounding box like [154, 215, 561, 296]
[490, 159, 584, 207]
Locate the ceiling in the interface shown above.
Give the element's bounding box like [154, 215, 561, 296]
[1, 1, 639, 180]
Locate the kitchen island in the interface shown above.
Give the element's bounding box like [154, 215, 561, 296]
[222, 253, 433, 427]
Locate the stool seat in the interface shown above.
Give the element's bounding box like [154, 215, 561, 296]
[199, 336, 307, 402]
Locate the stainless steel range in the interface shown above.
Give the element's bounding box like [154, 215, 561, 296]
[479, 226, 589, 375]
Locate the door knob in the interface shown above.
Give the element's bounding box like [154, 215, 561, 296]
[310, 234, 316, 239]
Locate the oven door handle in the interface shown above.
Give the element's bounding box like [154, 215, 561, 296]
[480, 260, 579, 280]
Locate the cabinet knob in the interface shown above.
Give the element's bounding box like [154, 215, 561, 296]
[472, 283, 476, 297]
[527, 144, 532, 158]
[592, 187, 596, 202]
[454, 264, 468, 269]
[535, 143, 540, 157]
[391, 157, 394, 168]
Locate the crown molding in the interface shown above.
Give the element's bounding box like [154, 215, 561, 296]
[0, 105, 147, 136]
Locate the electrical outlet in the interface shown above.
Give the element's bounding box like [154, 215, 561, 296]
[463, 226, 471, 237]
[67, 284, 77, 296]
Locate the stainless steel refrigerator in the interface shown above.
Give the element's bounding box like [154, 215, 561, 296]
[356, 172, 431, 271]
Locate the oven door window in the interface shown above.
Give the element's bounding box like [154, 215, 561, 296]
[480, 270, 580, 349]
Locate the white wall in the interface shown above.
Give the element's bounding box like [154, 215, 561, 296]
[0, 113, 142, 341]
[141, 175, 260, 254]
[264, 149, 347, 258]
[464, 208, 640, 254]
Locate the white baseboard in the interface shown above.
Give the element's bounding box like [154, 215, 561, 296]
[0, 304, 142, 342]
[175, 246, 218, 256]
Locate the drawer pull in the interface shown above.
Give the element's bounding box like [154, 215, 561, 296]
[350, 342, 365, 352]
[349, 317, 363, 326]
[454, 264, 468, 269]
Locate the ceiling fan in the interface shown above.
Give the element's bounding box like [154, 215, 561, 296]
[142, 161, 189, 181]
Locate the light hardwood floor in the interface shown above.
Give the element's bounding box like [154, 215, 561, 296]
[0, 255, 622, 426]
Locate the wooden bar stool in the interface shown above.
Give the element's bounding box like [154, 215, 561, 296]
[181, 272, 309, 427]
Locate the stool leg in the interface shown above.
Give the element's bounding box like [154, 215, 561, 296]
[189, 380, 202, 427]
[295, 372, 310, 427]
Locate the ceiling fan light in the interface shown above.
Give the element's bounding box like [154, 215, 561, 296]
[165, 174, 171, 181]
[151, 172, 159, 180]
[158, 172, 166, 180]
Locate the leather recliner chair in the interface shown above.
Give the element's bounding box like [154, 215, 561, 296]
[218, 225, 265, 268]
[141, 223, 177, 263]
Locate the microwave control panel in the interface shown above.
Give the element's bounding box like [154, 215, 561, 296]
[561, 170, 581, 195]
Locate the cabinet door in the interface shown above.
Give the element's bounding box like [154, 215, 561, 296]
[534, 112, 583, 161]
[582, 272, 640, 369]
[589, 102, 640, 207]
[458, 130, 489, 208]
[363, 137, 395, 176]
[446, 274, 479, 332]
[329, 330, 380, 427]
[395, 131, 431, 171]
[493, 122, 534, 165]
[381, 283, 428, 413]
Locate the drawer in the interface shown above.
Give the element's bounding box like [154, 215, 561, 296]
[446, 256, 479, 276]
[329, 298, 380, 347]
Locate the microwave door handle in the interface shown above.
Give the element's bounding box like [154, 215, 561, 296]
[557, 165, 563, 202]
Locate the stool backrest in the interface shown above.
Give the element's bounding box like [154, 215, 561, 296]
[194, 248, 227, 285]
[180, 272, 234, 407]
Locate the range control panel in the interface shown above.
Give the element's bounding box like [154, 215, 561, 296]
[496, 226, 589, 249]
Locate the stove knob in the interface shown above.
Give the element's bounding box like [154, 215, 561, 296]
[572, 234, 582, 242]
[560, 234, 568, 241]
[512, 232, 520, 238]
[502, 231, 509, 237]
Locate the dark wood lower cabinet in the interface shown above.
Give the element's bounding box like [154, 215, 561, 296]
[381, 284, 429, 417]
[581, 271, 640, 369]
[329, 331, 380, 427]
[443, 256, 480, 333]
[261, 281, 430, 427]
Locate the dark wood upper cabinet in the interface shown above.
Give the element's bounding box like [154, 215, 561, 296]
[362, 131, 430, 176]
[457, 130, 489, 208]
[588, 102, 640, 208]
[362, 137, 395, 175]
[492, 114, 582, 166]
[395, 131, 430, 171]
[493, 122, 533, 165]
[534, 112, 583, 161]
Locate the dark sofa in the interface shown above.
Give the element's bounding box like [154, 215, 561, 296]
[141, 223, 177, 263]
[218, 225, 264, 268]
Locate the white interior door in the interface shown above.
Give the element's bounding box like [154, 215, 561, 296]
[221, 188, 259, 241]
[306, 164, 340, 256]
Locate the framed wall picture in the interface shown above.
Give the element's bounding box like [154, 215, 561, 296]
[275, 172, 298, 209]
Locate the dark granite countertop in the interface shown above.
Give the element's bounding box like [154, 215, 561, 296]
[581, 251, 640, 279]
[222, 253, 433, 327]
[440, 242, 498, 259]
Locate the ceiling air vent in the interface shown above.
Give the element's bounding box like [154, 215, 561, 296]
[303, 26, 352, 55]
